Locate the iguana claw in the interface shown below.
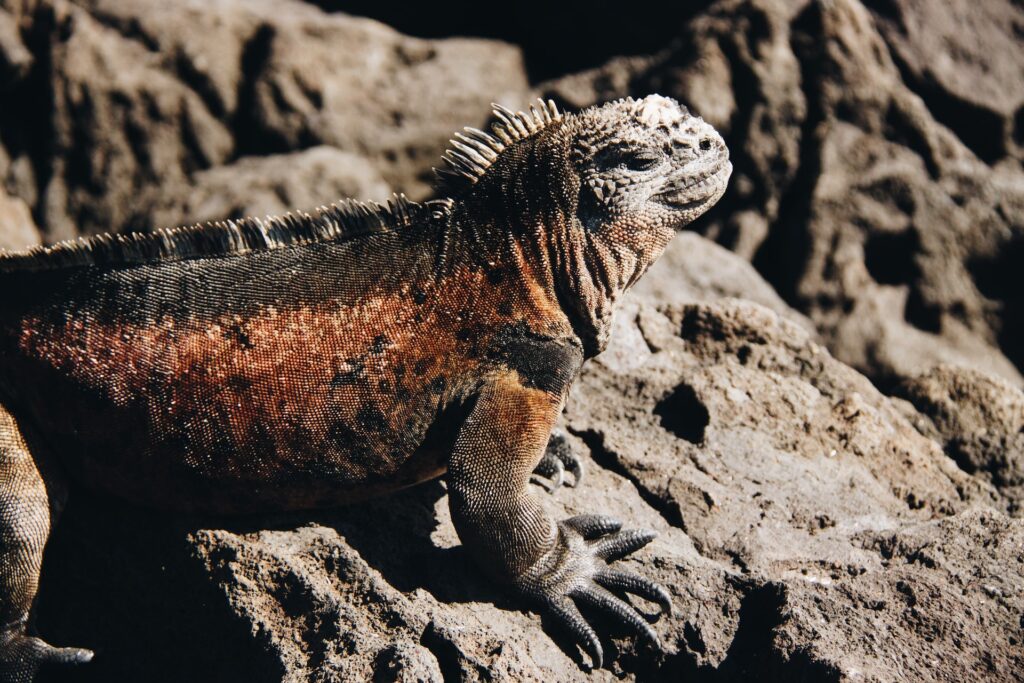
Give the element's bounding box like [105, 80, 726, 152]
[516, 514, 671, 669]
[533, 430, 584, 492]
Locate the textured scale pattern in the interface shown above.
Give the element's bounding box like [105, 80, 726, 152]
[0, 95, 730, 677]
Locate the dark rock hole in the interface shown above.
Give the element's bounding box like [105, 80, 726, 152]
[712, 582, 844, 682]
[863, 229, 920, 286]
[418, 624, 464, 682]
[654, 383, 709, 444]
[967, 237, 1024, 373]
[904, 289, 942, 333]
[862, 0, 906, 28]
[863, 229, 945, 333]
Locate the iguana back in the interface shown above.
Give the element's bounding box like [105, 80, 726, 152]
[0, 197, 571, 512]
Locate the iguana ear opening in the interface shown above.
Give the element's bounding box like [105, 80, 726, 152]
[575, 176, 607, 233]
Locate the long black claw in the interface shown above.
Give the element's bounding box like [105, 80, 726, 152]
[536, 431, 584, 489]
[564, 514, 622, 539]
[595, 569, 674, 615]
[591, 528, 658, 560]
[549, 456, 566, 489]
[549, 598, 604, 669]
[533, 451, 566, 492]
[574, 583, 660, 648]
[567, 456, 584, 488]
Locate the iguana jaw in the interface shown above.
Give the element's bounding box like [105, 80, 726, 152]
[657, 159, 732, 223]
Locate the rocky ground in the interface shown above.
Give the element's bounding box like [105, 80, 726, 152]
[1, 0, 1022, 680]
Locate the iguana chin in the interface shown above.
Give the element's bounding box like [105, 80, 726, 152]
[0, 94, 730, 678]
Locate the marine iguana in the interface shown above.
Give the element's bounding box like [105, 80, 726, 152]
[0, 94, 730, 678]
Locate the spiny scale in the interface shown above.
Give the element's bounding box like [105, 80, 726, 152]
[0, 194, 442, 272]
[434, 98, 562, 194]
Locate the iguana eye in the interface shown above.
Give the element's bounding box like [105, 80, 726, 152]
[621, 151, 660, 171]
[595, 146, 661, 172]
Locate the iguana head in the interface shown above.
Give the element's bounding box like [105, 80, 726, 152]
[570, 95, 730, 242]
[440, 95, 731, 355]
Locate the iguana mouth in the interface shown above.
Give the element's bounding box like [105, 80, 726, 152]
[658, 160, 732, 209]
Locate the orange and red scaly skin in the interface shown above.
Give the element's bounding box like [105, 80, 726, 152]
[2, 233, 573, 513]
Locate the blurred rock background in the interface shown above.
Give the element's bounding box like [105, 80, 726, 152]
[0, 0, 1021, 680]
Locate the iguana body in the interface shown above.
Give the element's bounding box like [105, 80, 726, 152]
[0, 96, 730, 679]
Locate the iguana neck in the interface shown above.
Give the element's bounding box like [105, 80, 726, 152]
[551, 220, 668, 357]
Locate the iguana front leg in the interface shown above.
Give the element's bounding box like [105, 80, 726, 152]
[448, 371, 670, 668]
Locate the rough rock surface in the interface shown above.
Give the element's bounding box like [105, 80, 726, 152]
[145, 146, 393, 232]
[0, 118, 40, 251]
[896, 365, 1024, 517]
[867, 0, 1024, 164]
[0, 187, 38, 251]
[0, 0, 1021, 681]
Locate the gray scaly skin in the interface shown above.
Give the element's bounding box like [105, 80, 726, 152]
[0, 95, 730, 678]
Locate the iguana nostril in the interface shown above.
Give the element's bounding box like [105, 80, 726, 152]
[699, 138, 713, 152]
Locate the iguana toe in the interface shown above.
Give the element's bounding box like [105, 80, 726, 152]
[594, 569, 673, 615]
[564, 513, 621, 536]
[573, 583, 660, 649]
[0, 631, 94, 683]
[533, 430, 585, 492]
[516, 515, 669, 668]
[546, 597, 604, 669]
[534, 450, 566, 490]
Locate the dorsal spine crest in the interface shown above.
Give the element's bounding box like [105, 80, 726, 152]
[434, 98, 563, 195]
[0, 194, 447, 272]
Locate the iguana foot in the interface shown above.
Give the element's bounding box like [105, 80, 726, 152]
[0, 628, 93, 683]
[532, 430, 584, 492]
[516, 514, 671, 669]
